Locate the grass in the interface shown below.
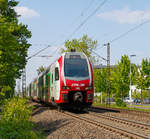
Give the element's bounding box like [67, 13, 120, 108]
[128, 104, 150, 108]
[92, 101, 150, 112]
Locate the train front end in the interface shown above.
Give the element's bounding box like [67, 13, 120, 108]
[60, 52, 94, 110]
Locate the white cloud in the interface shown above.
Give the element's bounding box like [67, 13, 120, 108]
[14, 6, 40, 18]
[97, 7, 150, 24]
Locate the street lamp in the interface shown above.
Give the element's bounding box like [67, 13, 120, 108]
[129, 54, 136, 101]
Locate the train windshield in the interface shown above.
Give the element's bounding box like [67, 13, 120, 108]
[64, 54, 89, 80]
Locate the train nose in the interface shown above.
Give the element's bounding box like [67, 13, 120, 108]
[73, 92, 83, 102]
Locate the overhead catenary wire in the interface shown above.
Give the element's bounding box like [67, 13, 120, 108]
[110, 19, 150, 43]
[92, 50, 107, 61]
[93, 19, 150, 62]
[27, 45, 51, 60]
[21, 1, 108, 93]
[66, 0, 108, 40]
[96, 43, 106, 50]
[34, 55, 52, 57]
[55, 0, 108, 54]
[80, 0, 96, 17]
[70, 0, 96, 26]
[27, 0, 108, 59]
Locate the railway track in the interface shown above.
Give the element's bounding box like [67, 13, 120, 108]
[89, 111, 150, 130]
[31, 101, 150, 138]
[59, 110, 150, 139]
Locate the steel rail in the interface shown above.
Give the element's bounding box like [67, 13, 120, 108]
[91, 106, 150, 117]
[60, 111, 150, 139]
[89, 111, 150, 130]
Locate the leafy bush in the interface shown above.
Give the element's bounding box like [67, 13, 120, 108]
[0, 86, 13, 103]
[0, 92, 5, 105]
[115, 98, 126, 107]
[0, 97, 39, 139]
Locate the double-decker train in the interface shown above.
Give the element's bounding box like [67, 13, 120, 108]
[26, 51, 94, 111]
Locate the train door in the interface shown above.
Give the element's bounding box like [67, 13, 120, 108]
[31, 83, 33, 98]
[29, 84, 31, 97]
[38, 77, 41, 99]
[54, 66, 60, 100]
[43, 75, 46, 101]
[48, 73, 51, 102]
[42, 75, 44, 101]
[35, 81, 38, 99]
[38, 75, 43, 101]
[50, 70, 54, 101]
[45, 73, 50, 102]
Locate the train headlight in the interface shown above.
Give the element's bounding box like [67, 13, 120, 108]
[85, 86, 93, 90]
[62, 86, 71, 90]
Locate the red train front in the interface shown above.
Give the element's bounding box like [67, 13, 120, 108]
[57, 52, 94, 110]
[27, 51, 94, 111]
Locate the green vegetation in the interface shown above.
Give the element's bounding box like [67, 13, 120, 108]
[61, 34, 98, 60]
[111, 55, 130, 100]
[0, 97, 45, 138]
[0, 1, 38, 137]
[37, 66, 46, 75]
[115, 98, 126, 107]
[0, 0, 31, 97]
[136, 58, 150, 102]
[60, 35, 150, 105]
[0, 97, 44, 138]
[93, 102, 150, 112]
[94, 55, 150, 106]
[94, 68, 107, 93]
[0, 86, 12, 105]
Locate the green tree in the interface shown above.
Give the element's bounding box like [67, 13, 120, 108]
[111, 55, 130, 99]
[94, 68, 108, 103]
[37, 66, 45, 75]
[61, 35, 98, 58]
[94, 68, 107, 93]
[0, 0, 31, 97]
[131, 63, 138, 85]
[136, 58, 150, 102]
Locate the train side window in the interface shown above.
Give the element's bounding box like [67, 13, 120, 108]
[55, 67, 59, 81]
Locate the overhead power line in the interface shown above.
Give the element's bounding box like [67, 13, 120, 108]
[95, 16, 150, 62]
[56, 0, 108, 54]
[70, 0, 96, 25]
[27, 45, 51, 60]
[67, 0, 108, 39]
[80, 0, 96, 16]
[96, 43, 106, 51]
[92, 50, 107, 61]
[34, 55, 52, 57]
[110, 19, 150, 43]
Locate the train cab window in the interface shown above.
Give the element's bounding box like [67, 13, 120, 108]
[55, 67, 59, 81]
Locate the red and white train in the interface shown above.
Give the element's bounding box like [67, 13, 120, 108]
[26, 51, 94, 110]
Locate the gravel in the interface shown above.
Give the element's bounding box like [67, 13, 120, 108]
[102, 111, 150, 125]
[31, 102, 122, 139]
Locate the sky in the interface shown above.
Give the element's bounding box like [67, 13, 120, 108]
[14, 0, 150, 86]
